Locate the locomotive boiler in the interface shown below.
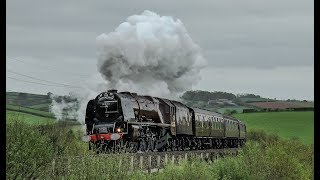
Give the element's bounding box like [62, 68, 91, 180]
[85, 90, 246, 153]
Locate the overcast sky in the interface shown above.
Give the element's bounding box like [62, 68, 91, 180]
[6, 0, 313, 100]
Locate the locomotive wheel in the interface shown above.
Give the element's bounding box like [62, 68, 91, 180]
[168, 139, 174, 151]
[126, 142, 138, 153]
[147, 137, 155, 152]
[114, 140, 124, 153]
[180, 138, 185, 151]
[138, 139, 147, 152]
[171, 139, 177, 151]
[96, 142, 103, 154]
[209, 139, 213, 149]
[197, 139, 202, 150]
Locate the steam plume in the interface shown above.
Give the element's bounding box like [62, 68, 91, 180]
[96, 10, 206, 98]
[50, 10, 206, 124]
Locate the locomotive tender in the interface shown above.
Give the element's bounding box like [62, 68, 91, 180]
[85, 90, 246, 153]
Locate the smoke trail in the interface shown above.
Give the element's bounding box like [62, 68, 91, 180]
[49, 94, 79, 120]
[50, 10, 206, 124]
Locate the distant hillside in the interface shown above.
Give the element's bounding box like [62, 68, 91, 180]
[181, 90, 314, 114]
[6, 92, 51, 111]
[6, 92, 78, 121]
[6, 91, 313, 117]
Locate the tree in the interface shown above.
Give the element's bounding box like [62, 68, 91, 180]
[181, 90, 236, 101]
[224, 109, 237, 116]
[47, 92, 53, 98]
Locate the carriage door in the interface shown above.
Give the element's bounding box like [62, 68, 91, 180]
[170, 105, 176, 136]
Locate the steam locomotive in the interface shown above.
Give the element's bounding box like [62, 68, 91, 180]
[85, 90, 246, 153]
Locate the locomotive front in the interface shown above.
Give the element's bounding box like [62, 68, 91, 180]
[85, 90, 127, 146]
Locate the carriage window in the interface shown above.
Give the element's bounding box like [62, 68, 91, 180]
[165, 106, 169, 113]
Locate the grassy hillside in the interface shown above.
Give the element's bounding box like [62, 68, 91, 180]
[6, 110, 55, 125]
[234, 111, 314, 144]
[6, 92, 51, 108]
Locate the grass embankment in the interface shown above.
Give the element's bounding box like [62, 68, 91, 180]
[234, 111, 314, 144]
[6, 121, 314, 179]
[6, 110, 55, 125]
[6, 104, 55, 118]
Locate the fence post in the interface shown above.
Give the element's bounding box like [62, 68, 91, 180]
[165, 154, 168, 165]
[157, 155, 160, 168]
[130, 156, 134, 172]
[67, 157, 71, 176]
[140, 156, 143, 170]
[148, 155, 152, 173]
[82, 158, 86, 179]
[118, 157, 122, 171]
[52, 158, 55, 176]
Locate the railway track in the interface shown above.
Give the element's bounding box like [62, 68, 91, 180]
[56, 147, 239, 159]
[51, 148, 240, 175]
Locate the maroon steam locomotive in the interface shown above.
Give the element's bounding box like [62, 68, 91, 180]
[85, 90, 246, 153]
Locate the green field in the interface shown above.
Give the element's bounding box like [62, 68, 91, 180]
[28, 103, 51, 111]
[6, 104, 54, 118]
[6, 110, 55, 125]
[234, 111, 314, 144]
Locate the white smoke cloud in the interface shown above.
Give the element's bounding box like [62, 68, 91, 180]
[50, 10, 206, 124]
[96, 10, 206, 98]
[49, 94, 79, 120]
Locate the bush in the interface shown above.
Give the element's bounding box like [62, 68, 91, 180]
[36, 121, 88, 156]
[212, 130, 313, 180]
[6, 121, 89, 179]
[247, 129, 280, 146]
[6, 121, 55, 179]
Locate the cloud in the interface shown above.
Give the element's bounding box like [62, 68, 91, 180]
[6, 0, 313, 100]
[195, 66, 314, 100]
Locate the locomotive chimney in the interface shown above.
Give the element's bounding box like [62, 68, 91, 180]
[108, 89, 118, 93]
